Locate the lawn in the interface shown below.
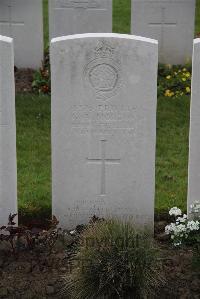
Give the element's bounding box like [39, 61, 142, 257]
[17, 1, 200, 222]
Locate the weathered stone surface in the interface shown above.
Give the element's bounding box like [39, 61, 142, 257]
[0, 0, 43, 69]
[0, 35, 17, 227]
[131, 0, 196, 64]
[49, 0, 112, 39]
[51, 33, 158, 229]
[187, 39, 200, 215]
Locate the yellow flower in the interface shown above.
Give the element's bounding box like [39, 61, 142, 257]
[182, 68, 187, 72]
[174, 72, 177, 75]
[186, 87, 191, 93]
[185, 72, 191, 78]
[166, 75, 171, 79]
[165, 89, 170, 96]
[165, 89, 174, 97]
[182, 78, 186, 82]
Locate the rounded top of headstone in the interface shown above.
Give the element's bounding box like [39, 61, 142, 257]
[133, 0, 195, 2]
[0, 35, 13, 44]
[194, 38, 200, 45]
[51, 33, 158, 45]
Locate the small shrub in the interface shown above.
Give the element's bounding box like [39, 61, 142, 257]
[65, 219, 163, 299]
[32, 50, 192, 100]
[32, 50, 51, 94]
[0, 214, 72, 258]
[158, 64, 191, 98]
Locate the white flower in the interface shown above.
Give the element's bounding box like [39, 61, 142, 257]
[174, 241, 182, 247]
[166, 202, 200, 247]
[70, 230, 76, 235]
[165, 223, 176, 234]
[176, 214, 187, 223]
[173, 224, 187, 236]
[169, 207, 182, 217]
[187, 220, 199, 231]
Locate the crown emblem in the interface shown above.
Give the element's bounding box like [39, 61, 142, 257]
[84, 40, 121, 100]
[95, 41, 115, 59]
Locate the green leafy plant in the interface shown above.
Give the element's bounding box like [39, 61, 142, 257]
[32, 52, 192, 100]
[65, 219, 163, 299]
[158, 64, 192, 98]
[0, 214, 72, 259]
[32, 50, 50, 94]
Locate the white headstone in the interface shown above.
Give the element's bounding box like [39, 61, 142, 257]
[0, 0, 43, 69]
[131, 0, 196, 65]
[51, 33, 158, 229]
[0, 35, 17, 227]
[188, 39, 200, 215]
[49, 0, 112, 39]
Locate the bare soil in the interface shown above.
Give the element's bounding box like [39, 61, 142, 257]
[0, 221, 199, 299]
[15, 68, 34, 93]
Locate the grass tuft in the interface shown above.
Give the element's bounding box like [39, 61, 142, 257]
[64, 219, 163, 299]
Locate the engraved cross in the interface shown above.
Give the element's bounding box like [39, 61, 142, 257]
[148, 7, 177, 56]
[0, 1, 24, 37]
[87, 140, 120, 196]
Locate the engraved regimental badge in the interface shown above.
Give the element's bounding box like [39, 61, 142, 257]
[84, 40, 121, 100]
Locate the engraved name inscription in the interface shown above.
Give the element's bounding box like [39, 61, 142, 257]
[56, 0, 103, 9]
[70, 104, 136, 136]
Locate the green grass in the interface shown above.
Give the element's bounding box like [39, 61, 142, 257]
[196, 0, 200, 35]
[16, 94, 51, 221]
[155, 96, 190, 214]
[113, 0, 131, 33]
[16, 1, 199, 222]
[16, 93, 190, 221]
[43, 0, 49, 50]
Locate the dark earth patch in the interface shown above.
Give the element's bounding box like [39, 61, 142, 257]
[0, 221, 199, 299]
[15, 68, 34, 93]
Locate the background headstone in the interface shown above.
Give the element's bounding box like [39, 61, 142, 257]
[0, 0, 43, 69]
[0, 35, 17, 226]
[49, 0, 112, 39]
[51, 33, 158, 229]
[131, 0, 196, 65]
[187, 39, 200, 215]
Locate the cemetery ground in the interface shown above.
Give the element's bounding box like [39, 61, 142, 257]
[0, 1, 200, 298]
[17, 0, 200, 225]
[12, 47, 199, 299]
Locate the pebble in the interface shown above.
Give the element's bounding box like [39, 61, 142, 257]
[0, 287, 8, 297]
[46, 285, 55, 295]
